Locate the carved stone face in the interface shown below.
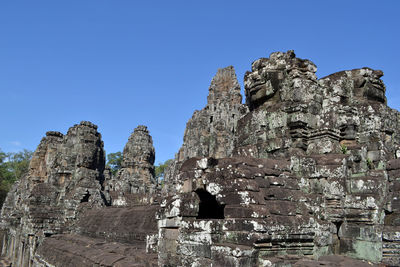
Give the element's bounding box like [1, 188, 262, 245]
[244, 51, 318, 111]
[321, 68, 386, 104]
[244, 68, 285, 110]
[352, 68, 386, 103]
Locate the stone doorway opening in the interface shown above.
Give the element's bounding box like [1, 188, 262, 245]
[195, 189, 225, 219]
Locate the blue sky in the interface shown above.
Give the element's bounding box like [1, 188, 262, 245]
[1, 1, 399, 163]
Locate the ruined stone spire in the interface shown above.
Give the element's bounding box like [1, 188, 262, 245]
[103, 125, 156, 205]
[177, 66, 247, 161]
[207, 65, 242, 107]
[122, 125, 155, 172]
[0, 121, 106, 265]
[163, 66, 248, 193]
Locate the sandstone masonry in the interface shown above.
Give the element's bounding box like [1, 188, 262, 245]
[1, 51, 400, 267]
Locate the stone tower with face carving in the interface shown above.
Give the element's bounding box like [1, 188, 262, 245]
[2, 51, 400, 267]
[163, 66, 248, 193]
[157, 51, 400, 266]
[103, 125, 157, 206]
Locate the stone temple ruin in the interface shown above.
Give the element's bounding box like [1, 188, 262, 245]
[1, 50, 400, 266]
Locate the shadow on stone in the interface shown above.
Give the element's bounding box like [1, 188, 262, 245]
[195, 189, 225, 219]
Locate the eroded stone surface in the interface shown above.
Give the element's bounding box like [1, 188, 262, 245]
[0, 121, 106, 266]
[0, 122, 161, 267]
[159, 51, 400, 266]
[158, 157, 329, 266]
[34, 234, 158, 267]
[179, 66, 247, 160]
[164, 66, 248, 193]
[104, 125, 159, 206]
[1, 51, 400, 267]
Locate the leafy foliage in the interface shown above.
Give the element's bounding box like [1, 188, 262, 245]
[0, 149, 33, 207]
[341, 144, 348, 154]
[106, 152, 123, 176]
[155, 159, 173, 181]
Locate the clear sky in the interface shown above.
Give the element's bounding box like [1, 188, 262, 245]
[1, 1, 399, 164]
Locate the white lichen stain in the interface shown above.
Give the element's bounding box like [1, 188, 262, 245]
[249, 220, 266, 232]
[176, 183, 183, 192]
[366, 196, 377, 209]
[197, 158, 208, 169]
[113, 197, 127, 206]
[190, 231, 212, 244]
[325, 181, 343, 196]
[260, 259, 273, 266]
[299, 177, 308, 189]
[355, 179, 364, 190]
[206, 183, 222, 195]
[290, 156, 300, 172]
[146, 234, 158, 253]
[169, 198, 181, 217]
[193, 220, 213, 234]
[212, 245, 231, 255]
[180, 220, 189, 228]
[368, 105, 374, 113]
[194, 169, 203, 178]
[238, 191, 254, 205]
[191, 261, 201, 267]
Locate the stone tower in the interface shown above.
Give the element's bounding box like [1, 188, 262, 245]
[104, 125, 157, 206]
[164, 66, 248, 192]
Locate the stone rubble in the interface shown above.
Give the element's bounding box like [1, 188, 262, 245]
[1, 50, 400, 266]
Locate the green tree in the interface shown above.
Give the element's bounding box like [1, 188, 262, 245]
[155, 159, 173, 181]
[106, 152, 122, 176]
[0, 150, 9, 205]
[0, 148, 33, 207]
[0, 149, 33, 186]
[6, 149, 33, 183]
[0, 150, 11, 183]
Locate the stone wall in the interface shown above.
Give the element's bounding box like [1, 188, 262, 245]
[1, 50, 400, 266]
[157, 157, 331, 266]
[158, 51, 400, 266]
[0, 121, 106, 266]
[0, 122, 160, 267]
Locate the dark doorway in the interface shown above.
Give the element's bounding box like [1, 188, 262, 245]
[80, 190, 90, 203]
[196, 189, 225, 219]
